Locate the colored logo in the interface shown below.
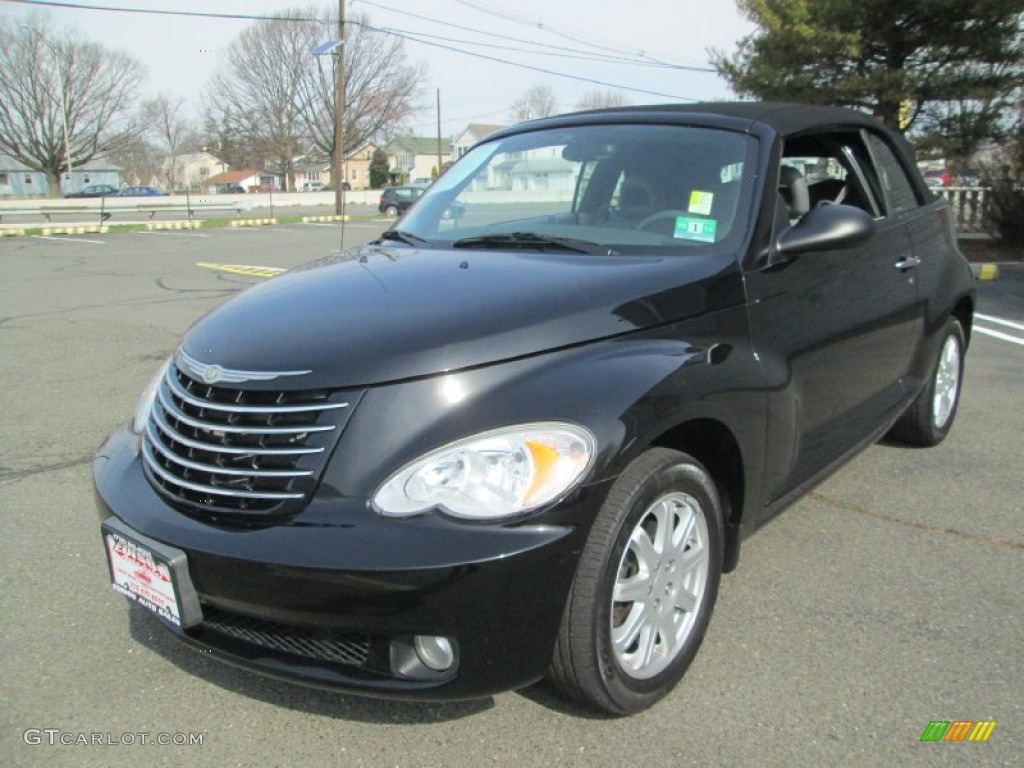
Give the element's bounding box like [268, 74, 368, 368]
[920, 720, 996, 742]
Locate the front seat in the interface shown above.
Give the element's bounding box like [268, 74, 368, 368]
[779, 165, 810, 221]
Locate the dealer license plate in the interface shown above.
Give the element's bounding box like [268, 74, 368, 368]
[104, 529, 184, 627]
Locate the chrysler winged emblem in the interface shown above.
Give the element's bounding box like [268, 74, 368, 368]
[178, 349, 311, 384]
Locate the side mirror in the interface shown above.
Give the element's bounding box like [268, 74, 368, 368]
[777, 204, 875, 256]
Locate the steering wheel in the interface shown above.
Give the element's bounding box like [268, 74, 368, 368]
[637, 210, 690, 232]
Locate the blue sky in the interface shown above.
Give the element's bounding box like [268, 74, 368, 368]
[2, 0, 754, 135]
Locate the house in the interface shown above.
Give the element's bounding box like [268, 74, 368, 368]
[163, 151, 226, 193]
[452, 124, 505, 160]
[293, 158, 331, 191]
[204, 169, 266, 194]
[384, 137, 453, 186]
[342, 142, 377, 190]
[0, 155, 120, 197]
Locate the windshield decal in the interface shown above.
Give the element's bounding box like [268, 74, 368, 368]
[688, 190, 715, 216]
[674, 217, 717, 243]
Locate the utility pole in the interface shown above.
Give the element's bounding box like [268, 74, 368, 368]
[334, 0, 346, 216]
[436, 88, 442, 180]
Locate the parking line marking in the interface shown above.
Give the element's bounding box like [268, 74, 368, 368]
[975, 326, 1024, 347]
[32, 235, 106, 244]
[196, 262, 285, 278]
[975, 313, 1024, 332]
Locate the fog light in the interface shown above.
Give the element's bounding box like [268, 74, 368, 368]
[414, 634, 454, 672]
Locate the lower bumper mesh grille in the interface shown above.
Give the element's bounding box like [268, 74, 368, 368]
[202, 607, 370, 667]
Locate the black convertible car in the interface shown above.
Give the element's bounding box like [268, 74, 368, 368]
[95, 102, 974, 715]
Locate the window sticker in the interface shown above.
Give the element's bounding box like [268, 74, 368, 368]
[674, 217, 717, 243]
[688, 190, 714, 216]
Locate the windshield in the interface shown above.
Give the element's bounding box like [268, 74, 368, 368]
[393, 123, 758, 254]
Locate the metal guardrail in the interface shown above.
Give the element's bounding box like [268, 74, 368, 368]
[0, 200, 253, 223]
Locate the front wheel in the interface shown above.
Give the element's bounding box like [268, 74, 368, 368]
[549, 448, 724, 715]
[889, 317, 966, 446]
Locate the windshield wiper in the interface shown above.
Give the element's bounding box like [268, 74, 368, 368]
[376, 229, 430, 246]
[452, 231, 612, 255]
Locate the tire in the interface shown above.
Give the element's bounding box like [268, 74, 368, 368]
[384, 205, 399, 217]
[889, 317, 966, 447]
[549, 448, 724, 715]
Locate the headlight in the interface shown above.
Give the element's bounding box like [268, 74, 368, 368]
[372, 422, 596, 520]
[132, 358, 170, 434]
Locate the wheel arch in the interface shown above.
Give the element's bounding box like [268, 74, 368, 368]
[952, 295, 974, 346]
[650, 418, 745, 573]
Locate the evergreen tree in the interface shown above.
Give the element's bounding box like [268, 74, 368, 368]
[369, 148, 390, 189]
[712, 0, 1024, 141]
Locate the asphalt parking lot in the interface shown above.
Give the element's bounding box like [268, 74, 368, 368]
[1, 224, 1021, 767]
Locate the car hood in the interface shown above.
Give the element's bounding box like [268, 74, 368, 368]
[179, 244, 742, 389]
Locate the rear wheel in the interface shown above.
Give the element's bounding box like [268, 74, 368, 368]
[889, 317, 966, 446]
[384, 204, 399, 217]
[549, 448, 723, 715]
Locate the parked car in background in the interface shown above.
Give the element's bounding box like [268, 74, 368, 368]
[64, 184, 118, 198]
[954, 170, 988, 188]
[115, 186, 169, 197]
[96, 102, 975, 717]
[378, 185, 426, 216]
[300, 181, 328, 192]
[223, 184, 246, 194]
[249, 183, 276, 193]
[379, 185, 464, 218]
[923, 170, 953, 187]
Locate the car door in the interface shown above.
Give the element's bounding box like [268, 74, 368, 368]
[744, 130, 921, 505]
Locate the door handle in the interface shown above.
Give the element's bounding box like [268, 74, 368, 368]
[894, 255, 921, 271]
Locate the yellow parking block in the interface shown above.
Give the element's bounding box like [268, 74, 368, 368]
[146, 221, 202, 231]
[40, 226, 110, 236]
[300, 215, 349, 223]
[973, 263, 999, 281]
[229, 218, 277, 227]
[0, 228, 26, 237]
[196, 262, 286, 278]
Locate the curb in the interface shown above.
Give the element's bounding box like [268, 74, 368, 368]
[146, 221, 201, 231]
[971, 263, 1000, 281]
[0, 228, 26, 237]
[229, 218, 277, 228]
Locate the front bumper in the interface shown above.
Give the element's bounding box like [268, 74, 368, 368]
[94, 428, 608, 699]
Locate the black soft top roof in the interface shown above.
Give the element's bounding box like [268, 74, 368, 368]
[588, 101, 888, 137]
[488, 100, 917, 166]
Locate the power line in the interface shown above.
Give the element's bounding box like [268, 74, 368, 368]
[358, 0, 715, 72]
[379, 25, 702, 70]
[451, 0, 703, 70]
[359, 20, 700, 101]
[6, 0, 704, 101]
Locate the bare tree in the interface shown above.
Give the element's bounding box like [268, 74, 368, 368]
[206, 6, 424, 191]
[107, 136, 162, 186]
[510, 84, 558, 121]
[141, 93, 195, 190]
[575, 90, 631, 111]
[300, 10, 426, 165]
[0, 15, 145, 197]
[206, 10, 316, 191]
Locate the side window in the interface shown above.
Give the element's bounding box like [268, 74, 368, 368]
[781, 133, 875, 218]
[865, 134, 919, 215]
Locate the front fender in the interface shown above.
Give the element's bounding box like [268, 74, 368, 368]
[321, 306, 766, 526]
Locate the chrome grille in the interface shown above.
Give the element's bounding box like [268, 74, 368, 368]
[142, 364, 355, 516]
[201, 607, 370, 667]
